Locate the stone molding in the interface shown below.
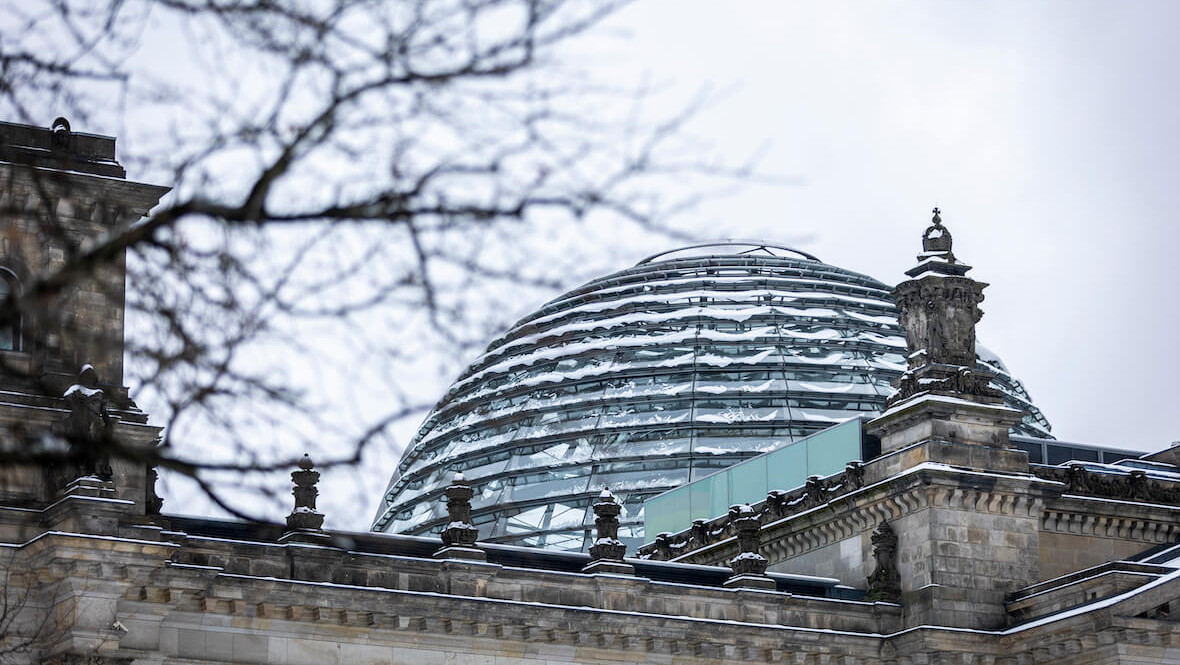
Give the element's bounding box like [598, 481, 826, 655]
[8, 521, 1180, 664]
[642, 444, 1180, 569]
[0, 163, 169, 227]
[116, 566, 892, 663]
[1033, 463, 1180, 505]
[649, 464, 1047, 567]
[1040, 496, 1180, 544]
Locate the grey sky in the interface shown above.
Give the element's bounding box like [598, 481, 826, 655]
[583, 0, 1180, 453]
[103, 0, 1180, 529]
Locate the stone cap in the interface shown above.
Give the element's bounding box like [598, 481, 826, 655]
[0, 118, 126, 178]
[905, 207, 973, 278]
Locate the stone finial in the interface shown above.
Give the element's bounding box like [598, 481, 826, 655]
[284, 453, 325, 533]
[802, 475, 828, 508]
[865, 522, 901, 602]
[583, 488, 634, 574]
[51, 117, 72, 151]
[724, 504, 774, 589]
[888, 208, 1003, 406]
[435, 472, 485, 560]
[844, 461, 865, 490]
[922, 207, 953, 254]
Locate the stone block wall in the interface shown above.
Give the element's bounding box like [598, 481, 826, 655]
[892, 477, 1043, 629]
[0, 163, 167, 390]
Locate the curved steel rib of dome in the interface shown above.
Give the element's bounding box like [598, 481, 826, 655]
[372, 242, 1053, 552]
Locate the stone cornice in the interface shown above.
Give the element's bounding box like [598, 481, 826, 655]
[645, 461, 1055, 566]
[1041, 494, 1180, 544]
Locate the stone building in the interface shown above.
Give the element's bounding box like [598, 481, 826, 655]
[4, 119, 1180, 664]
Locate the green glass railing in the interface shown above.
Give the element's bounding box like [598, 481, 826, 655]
[643, 417, 865, 542]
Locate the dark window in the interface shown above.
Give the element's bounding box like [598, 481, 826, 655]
[1101, 451, 1140, 464]
[0, 270, 20, 351]
[1047, 444, 1099, 466]
[1011, 440, 1044, 464]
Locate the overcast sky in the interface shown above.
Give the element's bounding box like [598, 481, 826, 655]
[115, 0, 1180, 528]
[580, 0, 1180, 453]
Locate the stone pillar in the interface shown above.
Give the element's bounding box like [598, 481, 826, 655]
[434, 473, 486, 561]
[724, 505, 775, 590]
[280, 454, 328, 543]
[583, 488, 634, 575]
[864, 208, 1049, 629]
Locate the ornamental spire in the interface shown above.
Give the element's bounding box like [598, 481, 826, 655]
[285, 454, 325, 530]
[583, 488, 634, 574]
[434, 472, 486, 561]
[922, 207, 952, 254]
[723, 504, 775, 590]
[888, 207, 1001, 406]
[281, 453, 328, 543]
[907, 206, 970, 278]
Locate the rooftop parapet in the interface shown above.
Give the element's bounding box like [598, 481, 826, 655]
[0, 117, 126, 178]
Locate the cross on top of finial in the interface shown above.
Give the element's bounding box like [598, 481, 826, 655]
[922, 205, 952, 255]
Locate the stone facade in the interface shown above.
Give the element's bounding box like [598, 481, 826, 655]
[0, 120, 167, 521]
[3, 124, 1180, 663]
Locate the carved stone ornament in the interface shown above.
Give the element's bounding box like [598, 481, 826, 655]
[802, 475, 828, 509]
[439, 473, 480, 549]
[889, 365, 1003, 406]
[588, 488, 627, 562]
[583, 487, 635, 574]
[885, 208, 1008, 407]
[727, 504, 769, 577]
[844, 461, 866, 490]
[50, 116, 72, 151]
[55, 364, 114, 482]
[922, 207, 953, 254]
[865, 522, 901, 603]
[893, 278, 985, 369]
[147, 466, 164, 514]
[1033, 464, 1180, 505]
[285, 453, 325, 532]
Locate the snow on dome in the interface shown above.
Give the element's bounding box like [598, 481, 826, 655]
[372, 246, 1053, 553]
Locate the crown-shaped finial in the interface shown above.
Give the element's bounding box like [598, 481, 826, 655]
[922, 206, 952, 254]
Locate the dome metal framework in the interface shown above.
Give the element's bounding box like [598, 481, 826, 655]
[372, 244, 1053, 552]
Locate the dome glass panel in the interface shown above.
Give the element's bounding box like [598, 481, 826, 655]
[373, 244, 1053, 552]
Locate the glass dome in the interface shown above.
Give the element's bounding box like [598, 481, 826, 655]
[372, 243, 1053, 552]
